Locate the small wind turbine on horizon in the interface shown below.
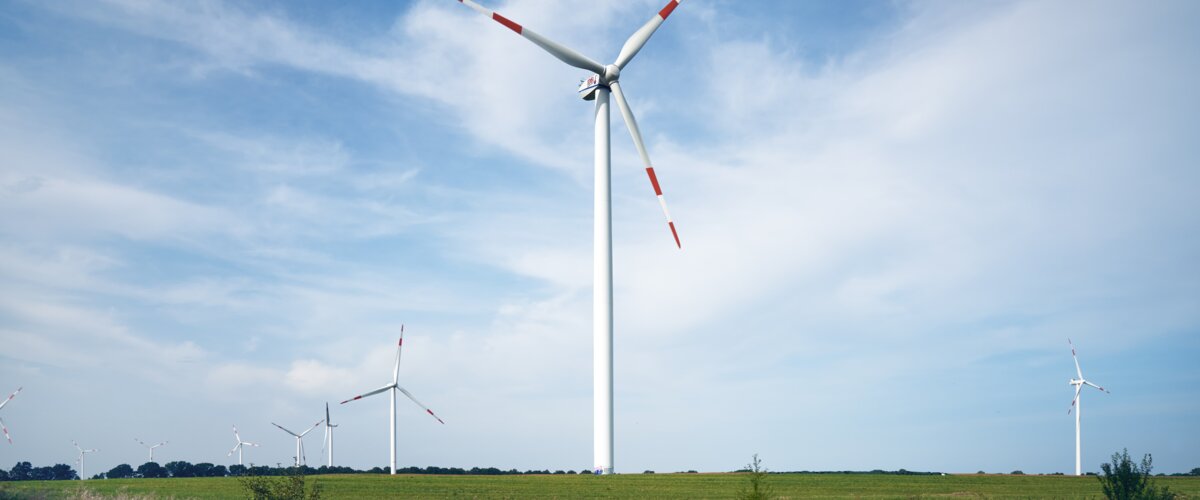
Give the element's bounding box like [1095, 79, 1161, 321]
[227, 425, 259, 466]
[73, 441, 97, 480]
[271, 419, 323, 467]
[321, 403, 337, 468]
[1068, 338, 1109, 476]
[0, 387, 21, 444]
[341, 326, 445, 475]
[135, 438, 168, 463]
[451, 0, 686, 474]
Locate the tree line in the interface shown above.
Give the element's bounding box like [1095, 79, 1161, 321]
[0, 461, 615, 480]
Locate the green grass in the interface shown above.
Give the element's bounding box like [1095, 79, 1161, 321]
[1, 473, 1197, 499]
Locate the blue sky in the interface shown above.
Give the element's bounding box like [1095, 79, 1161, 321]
[1, 0, 1198, 476]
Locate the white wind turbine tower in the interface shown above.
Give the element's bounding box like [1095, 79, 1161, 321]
[341, 326, 445, 475]
[134, 438, 168, 463]
[271, 419, 323, 467]
[452, 0, 686, 474]
[321, 403, 337, 468]
[0, 387, 21, 444]
[1067, 338, 1109, 476]
[73, 441, 97, 480]
[227, 425, 259, 466]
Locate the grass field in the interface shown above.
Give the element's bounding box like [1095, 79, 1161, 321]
[1, 473, 1197, 499]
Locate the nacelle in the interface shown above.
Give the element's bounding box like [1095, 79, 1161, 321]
[578, 74, 601, 100]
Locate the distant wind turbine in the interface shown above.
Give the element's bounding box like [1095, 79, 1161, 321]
[341, 326, 444, 475]
[227, 425, 259, 466]
[321, 403, 337, 468]
[73, 441, 97, 480]
[1067, 338, 1109, 476]
[0, 387, 21, 444]
[271, 419, 323, 467]
[135, 438, 168, 463]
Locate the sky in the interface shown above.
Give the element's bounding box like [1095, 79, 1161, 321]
[1, 0, 1198, 477]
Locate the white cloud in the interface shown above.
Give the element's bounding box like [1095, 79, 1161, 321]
[191, 131, 351, 176]
[285, 359, 356, 396]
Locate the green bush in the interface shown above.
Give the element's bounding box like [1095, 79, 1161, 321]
[238, 467, 322, 500]
[1098, 449, 1175, 500]
[737, 454, 774, 500]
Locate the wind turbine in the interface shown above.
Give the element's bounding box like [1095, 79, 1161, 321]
[73, 441, 97, 480]
[1067, 338, 1109, 476]
[0, 387, 21, 444]
[227, 425, 259, 466]
[134, 438, 168, 463]
[321, 403, 337, 468]
[341, 326, 444, 475]
[452, 0, 686, 474]
[271, 419, 323, 467]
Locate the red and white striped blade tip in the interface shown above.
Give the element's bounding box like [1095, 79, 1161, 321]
[427, 409, 445, 424]
[0, 388, 19, 411]
[643, 167, 681, 248]
[659, 0, 680, 20]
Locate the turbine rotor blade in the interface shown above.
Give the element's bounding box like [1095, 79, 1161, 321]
[341, 383, 396, 404]
[394, 326, 404, 385]
[455, 0, 606, 74]
[233, 425, 242, 442]
[397, 386, 445, 424]
[1067, 384, 1083, 414]
[1084, 380, 1109, 393]
[1068, 338, 1083, 380]
[0, 416, 10, 444]
[299, 419, 324, 437]
[271, 422, 300, 437]
[610, 80, 681, 248]
[614, 0, 682, 70]
[228, 443, 240, 457]
[0, 387, 21, 411]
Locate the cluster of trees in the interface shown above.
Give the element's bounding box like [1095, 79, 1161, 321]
[0, 462, 78, 481]
[737, 468, 942, 476]
[98, 461, 232, 479]
[381, 465, 597, 472]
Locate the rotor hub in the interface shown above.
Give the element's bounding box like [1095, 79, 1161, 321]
[602, 64, 621, 84]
